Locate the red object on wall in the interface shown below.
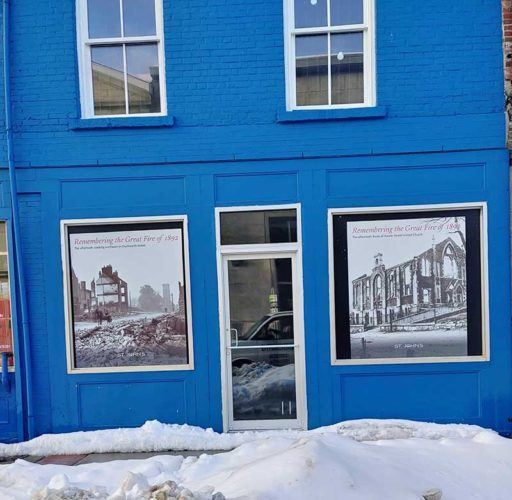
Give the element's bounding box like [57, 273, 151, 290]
[0, 298, 12, 353]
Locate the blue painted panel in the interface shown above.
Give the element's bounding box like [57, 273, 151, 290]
[0, 373, 18, 442]
[77, 380, 187, 428]
[0, 397, 9, 424]
[0, 150, 505, 442]
[61, 177, 186, 209]
[327, 164, 486, 199]
[337, 372, 481, 421]
[214, 172, 298, 204]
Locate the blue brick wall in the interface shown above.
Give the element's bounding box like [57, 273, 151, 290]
[18, 194, 52, 435]
[0, 0, 504, 168]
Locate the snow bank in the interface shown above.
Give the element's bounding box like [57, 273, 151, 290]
[0, 421, 300, 459]
[335, 418, 486, 441]
[0, 419, 489, 459]
[0, 423, 511, 499]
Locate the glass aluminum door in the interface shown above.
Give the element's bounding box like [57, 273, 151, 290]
[222, 253, 305, 431]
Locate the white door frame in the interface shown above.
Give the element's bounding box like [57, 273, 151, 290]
[215, 204, 307, 432]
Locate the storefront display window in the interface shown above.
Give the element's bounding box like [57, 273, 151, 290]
[62, 217, 193, 372]
[330, 204, 488, 364]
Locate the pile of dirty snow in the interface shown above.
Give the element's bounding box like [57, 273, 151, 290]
[0, 420, 511, 499]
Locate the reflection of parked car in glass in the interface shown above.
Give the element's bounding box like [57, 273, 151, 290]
[231, 311, 294, 368]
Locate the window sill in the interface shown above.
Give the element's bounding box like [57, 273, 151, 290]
[69, 115, 175, 130]
[276, 106, 387, 123]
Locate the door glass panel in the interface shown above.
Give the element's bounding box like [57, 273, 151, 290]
[228, 258, 297, 421]
[220, 209, 297, 245]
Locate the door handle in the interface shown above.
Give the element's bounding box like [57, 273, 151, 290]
[229, 328, 239, 347]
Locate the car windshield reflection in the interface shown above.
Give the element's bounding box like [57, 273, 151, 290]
[236, 311, 294, 345]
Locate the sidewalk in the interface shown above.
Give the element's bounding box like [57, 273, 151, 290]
[0, 450, 226, 466]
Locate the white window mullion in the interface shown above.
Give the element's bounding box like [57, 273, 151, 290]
[327, 32, 332, 106]
[120, 0, 128, 115]
[326, 0, 331, 105]
[86, 36, 160, 45]
[119, 0, 125, 37]
[291, 33, 296, 108]
[122, 43, 129, 114]
[292, 24, 367, 35]
[85, 44, 94, 117]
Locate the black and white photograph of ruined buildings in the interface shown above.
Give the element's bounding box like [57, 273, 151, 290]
[348, 216, 468, 359]
[68, 225, 189, 369]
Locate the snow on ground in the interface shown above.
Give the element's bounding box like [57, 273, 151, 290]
[0, 420, 511, 499]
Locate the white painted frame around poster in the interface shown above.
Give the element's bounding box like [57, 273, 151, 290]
[328, 202, 490, 366]
[61, 215, 194, 374]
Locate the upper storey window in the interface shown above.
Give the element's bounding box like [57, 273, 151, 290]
[76, 0, 166, 118]
[284, 0, 375, 109]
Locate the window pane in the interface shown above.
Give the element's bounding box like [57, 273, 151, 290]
[126, 44, 161, 114]
[331, 32, 364, 105]
[91, 45, 126, 116]
[331, 0, 363, 26]
[220, 210, 297, 245]
[87, 0, 121, 38]
[0, 223, 7, 254]
[295, 35, 328, 106]
[294, 0, 327, 28]
[123, 0, 157, 36]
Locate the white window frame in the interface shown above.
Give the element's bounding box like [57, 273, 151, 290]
[61, 215, 194, 374]
[215, 204, 308, 432]
[283, 0, 376, 110]
[328, 202, 490, 366]
[76, 0, 167, 119]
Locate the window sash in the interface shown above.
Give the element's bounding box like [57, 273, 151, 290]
[77, 0, 167, 118]
[285, 0, 375, 110]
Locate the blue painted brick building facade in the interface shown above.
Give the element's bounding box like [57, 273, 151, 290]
[0, 0, 510, 442]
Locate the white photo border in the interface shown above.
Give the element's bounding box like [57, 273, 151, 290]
[328, 202, 490, 366]
[61, 215, 194, 374]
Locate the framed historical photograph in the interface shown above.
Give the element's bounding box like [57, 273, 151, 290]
[329, 203, 489, 365]
[61, 216, 193, 373]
